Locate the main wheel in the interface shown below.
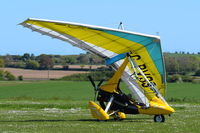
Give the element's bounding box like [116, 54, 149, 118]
[154, 115, 165, 122]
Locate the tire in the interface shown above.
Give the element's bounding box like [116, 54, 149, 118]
[113, 112, 125, 121]
[154, 115, 165, 122]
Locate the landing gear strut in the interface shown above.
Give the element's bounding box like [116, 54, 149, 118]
[154, 115, 165, 122]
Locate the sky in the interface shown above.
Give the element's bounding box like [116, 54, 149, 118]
[0, 0, 200, 55]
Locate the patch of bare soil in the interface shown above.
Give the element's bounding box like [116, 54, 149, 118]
[3, 68, 87, 80]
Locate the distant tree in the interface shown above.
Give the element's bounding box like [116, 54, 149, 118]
[18, 75, 23, 81]
[12, 55, 21, 61]
[170, 57, 179, 73]
[0, 69, 4, 80]
[77, 54, 89, 64]
[25, 60, 39, 69]
[30, 53, 35, 60]
[164, 56, 179, 74]
[54, 55, 61, 58]
[0, 58, 4, 68]
[22, 53, 30, 61]
[168, 74, 182, 83]
[38, 55, 54, 69]
[4, 71, 16, 80]
[65, 56, 76, 64]
[195, 69, 200, 76]
[164, 53, 200, 75]
[89, 57, 95, 64]
[4, 54, 13, 66]
[177, 56, 199, 72]
[89, 55, 104, 64]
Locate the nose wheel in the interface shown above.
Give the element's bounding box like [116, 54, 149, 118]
[154, 115, 165, 122]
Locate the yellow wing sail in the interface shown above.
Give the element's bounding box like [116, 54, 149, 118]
[20, 18, 166, 104]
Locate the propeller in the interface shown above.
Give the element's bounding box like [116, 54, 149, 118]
[88, 76, 104, 101]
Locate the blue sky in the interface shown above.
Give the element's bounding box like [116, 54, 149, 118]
[1, 0, 200, 55]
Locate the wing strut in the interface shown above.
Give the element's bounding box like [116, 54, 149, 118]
[127, 53, 167, 104]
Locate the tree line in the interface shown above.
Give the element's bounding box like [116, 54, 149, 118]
[0, 52, 200, 76]
[0, 52, 104, 70]
[164, 52, 200, 76]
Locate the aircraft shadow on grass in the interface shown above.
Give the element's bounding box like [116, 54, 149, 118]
[78, 118, 152, 123]
[0, 118, 152, 123]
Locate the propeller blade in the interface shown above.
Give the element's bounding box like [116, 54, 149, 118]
[88, 76, 96, 89]
[97, 79, 104, 89]
[94, 91, 97, 101]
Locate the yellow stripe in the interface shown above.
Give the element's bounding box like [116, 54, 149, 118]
[101, 57, 129, 93]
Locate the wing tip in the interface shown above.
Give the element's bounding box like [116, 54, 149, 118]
[18, 18, 31, 25]
[19, 17, 43, 25]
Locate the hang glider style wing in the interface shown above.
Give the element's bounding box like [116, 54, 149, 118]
[20, 18, 166, 105]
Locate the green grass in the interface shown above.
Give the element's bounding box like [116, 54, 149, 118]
[0, 81, 200, 102]
[0, 102, 199, 133]
[0, 81, 93, 100]
[166, 83, 200, 102]
[0, 81, 200, 133]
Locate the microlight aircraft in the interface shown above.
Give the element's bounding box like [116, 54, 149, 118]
[20, 18, 175, 122]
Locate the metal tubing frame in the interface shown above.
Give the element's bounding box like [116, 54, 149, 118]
[128, 54, 168, 104]
[127, 55, 159, 95]
[105, 96, 114, 113]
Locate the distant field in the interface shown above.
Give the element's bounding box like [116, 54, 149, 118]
[3, 68, 87, 80]
[166, 83, 200, 102]
[0, 81, 199, 101]
[0, 81, 200, 133]
[0, 81, 93, 100]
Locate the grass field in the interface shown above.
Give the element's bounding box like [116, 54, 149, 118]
[0, 81, 200, 133]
